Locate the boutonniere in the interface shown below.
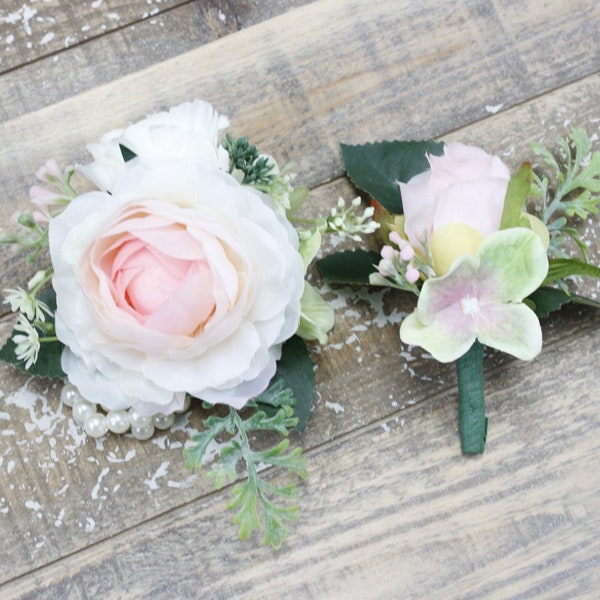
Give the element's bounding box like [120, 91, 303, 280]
[0, 100, 377, 547]
[318, 130, 600, 454]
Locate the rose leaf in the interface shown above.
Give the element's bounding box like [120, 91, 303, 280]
[119, 144, 137, 163]
[544, 257, 600, 284]
[261, 336, 315, 432]
[527, 286, 600, 318]
[316, 249, 380, 285]
[340, 140, 444, 214]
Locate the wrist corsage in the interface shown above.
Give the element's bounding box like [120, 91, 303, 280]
[318, 130, 600, 454]
[0, 99, 377, 547]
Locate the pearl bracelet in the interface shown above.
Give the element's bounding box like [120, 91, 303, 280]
[60, 383, 190, 439]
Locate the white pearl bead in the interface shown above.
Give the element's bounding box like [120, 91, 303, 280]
[175, 395, 191, 414]
[131, 423, 155, 440]
[84, 413, 108, 438]
[106, 410, 131, 434]
[128, 408, 153, 428]
[72, 399, 97, 424]
[153, 413, 175, 430]
[60, 383, 82, 408]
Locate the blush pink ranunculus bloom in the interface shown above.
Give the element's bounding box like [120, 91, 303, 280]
[399, 143, 511, 266]
[49, 158, 304, 416]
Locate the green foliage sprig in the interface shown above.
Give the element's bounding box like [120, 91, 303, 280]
[531, 128, 600, 260]
[184, 379, 307, 549]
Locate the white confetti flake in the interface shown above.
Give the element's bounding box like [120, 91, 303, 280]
[40, 31, 54, 44]
[485, 104, 504, 114]
[144, 460, 170, 491]
[325, 401, 345, 414]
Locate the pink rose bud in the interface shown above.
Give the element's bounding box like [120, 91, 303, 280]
[399, 143, 511, 262]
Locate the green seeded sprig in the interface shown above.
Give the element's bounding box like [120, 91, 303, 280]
[222, 134, 275, 186]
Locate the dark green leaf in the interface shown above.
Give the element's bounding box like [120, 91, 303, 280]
[262, 336, 315, 432]
[544, 258, 600, 284]
[0, 286, 66, 379]
[500, 162, 531, 229]
[340, 140, 444, 213]
[528, 286, 600, 318]
[527, 287, 572, 317]
[317, 249, 380, 285]
[119, 144, 137, 163]
[0, 334, 65, 379]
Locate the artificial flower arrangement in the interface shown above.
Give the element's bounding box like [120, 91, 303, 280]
[0, 99, 378, 548]
[317, 130, 600, 454]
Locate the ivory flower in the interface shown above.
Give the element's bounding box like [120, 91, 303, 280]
[78, 100, 230, 192]
[49, 159, 304, 415]
[400, 228, 549, 362]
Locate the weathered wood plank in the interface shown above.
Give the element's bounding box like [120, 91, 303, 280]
[1, 0, 600, 205]
[3, 320, 598, 599]
[0, 0, 316, 122]
[1, 0, 600, 591]
[1, 68, 600, 585]
[0, 0, 189, 72]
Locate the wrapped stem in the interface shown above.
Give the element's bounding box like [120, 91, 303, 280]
[456, 340, 487, 454]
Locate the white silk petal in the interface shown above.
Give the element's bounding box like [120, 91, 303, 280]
[400, 306, 477, 363]
[476, 303, 543, 361]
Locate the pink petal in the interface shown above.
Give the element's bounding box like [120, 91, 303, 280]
[144, 261, 215, 335]
[432, 178, 507, 238]
[400, 172, 437, 251]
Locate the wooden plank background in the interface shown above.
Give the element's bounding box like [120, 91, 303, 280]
[0, 0, 314, 121]
[1, 0, 599, 597]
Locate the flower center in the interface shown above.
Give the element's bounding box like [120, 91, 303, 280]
[460, 295, 480, 315]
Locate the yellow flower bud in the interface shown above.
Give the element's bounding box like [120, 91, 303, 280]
[430, 222, 484, 276]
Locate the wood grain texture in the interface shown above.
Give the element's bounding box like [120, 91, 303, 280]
[0, 0, 315, 121]
[1, 0, 600, 205]
[1, 0, 600, 596]
[0, 0, 191, 72]
[3, 319, 599, 599]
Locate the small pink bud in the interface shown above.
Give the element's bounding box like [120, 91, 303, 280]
[400, 245, 415, 261]
[405, 264, 420, 283]
[36, 159, 62, 182]
[389, 231, 403, 247]
[378, 259, 393, 277]
[380, 245, 395, 260]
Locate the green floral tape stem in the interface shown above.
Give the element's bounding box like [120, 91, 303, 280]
[456, 340, 487, 454]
